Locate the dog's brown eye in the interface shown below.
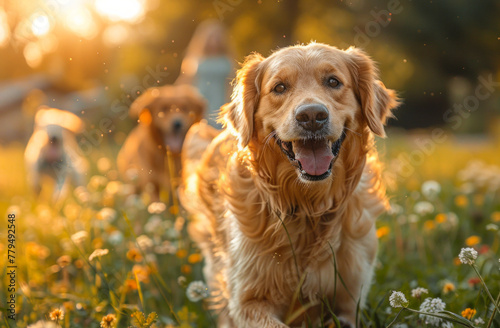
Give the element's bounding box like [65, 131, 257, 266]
[273, 83, 286, 94]
[327, 77, 340, 88]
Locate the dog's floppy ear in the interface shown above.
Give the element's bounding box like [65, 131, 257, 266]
[220, 53, 264, 148]
[35, 107, 84, 133]
[130, 88, 162, 126]
[346, 47, 399, 137]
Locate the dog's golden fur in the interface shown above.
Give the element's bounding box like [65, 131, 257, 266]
[117, 85, 205, 200]
[181, 43, 399, 327]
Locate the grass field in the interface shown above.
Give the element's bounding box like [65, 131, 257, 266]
[1, 132, 499, 328]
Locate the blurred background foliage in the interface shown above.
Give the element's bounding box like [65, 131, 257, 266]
[0, 0, 499, 146]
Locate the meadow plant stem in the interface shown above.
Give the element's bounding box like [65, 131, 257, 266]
[486, 291, 500, 328]
[385, 308, 405, 328]
[471, 265, 500, 313]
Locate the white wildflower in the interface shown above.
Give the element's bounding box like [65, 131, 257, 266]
[486, 224, 499, 232]
[147, 202, 167, 214]
[136, 235, 154, 251]
[410, 287, 428, 298]
[97, 207, 117, 221]
[145, 215, 163, 233]
[27, 321, 59, 328]
[389, 291, 409, 308]
[71, 231, 88, 244]
[388, 203, 403, 215]
[421, 180, 441, 200]
[107, 230, 124, 246]
[89, 248, 109, 261]
[154, 240, 177, 254]
[474, 317, 485, 325]
[458, 247, 478, 265]
[419, 297, 447, 327]
[408, 214, 420, 223]
[186, 280, 209, 302]
[414, 201, 434, 215]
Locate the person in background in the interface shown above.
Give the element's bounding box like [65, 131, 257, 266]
[176, 20, 234, 129]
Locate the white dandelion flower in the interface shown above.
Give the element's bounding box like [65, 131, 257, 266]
[414, 201, 435, 215]
[419, 297, 448, 327]
[89, 248, 109, 261]
[458, 247, 478, 265]
[186, 280, 209, 302]
[410, 287, 428, 298]
[421, 180, 441, 200]
[389, 291, 409, 308]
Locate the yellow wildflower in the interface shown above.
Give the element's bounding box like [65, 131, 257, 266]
[492, 211, 500, 222]
[442, 282, 455, 294]
[424, 220, 436, 231]
[49, 308, 64, 321]
[454, 195, 469, 208]
[188, 253, 203, 264]
[376, 226, 390, 238]
[435, 213, 447, 224]
[465, 235, 481, 246]
[461, 308, 476, 320]
[100, 314, 117, 328]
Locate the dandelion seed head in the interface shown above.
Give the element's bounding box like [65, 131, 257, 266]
[414, 201, 434, 215]
[186, 280, 209, 302]
[389, 291, 408, 308]
[421, 180, 441, 199]
[458, 247, 478, 265]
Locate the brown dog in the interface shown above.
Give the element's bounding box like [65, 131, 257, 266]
[181, 43, 399, 327]
[117, 85, 206, 200]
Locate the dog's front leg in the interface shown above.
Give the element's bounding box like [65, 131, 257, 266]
[229, 299, 288, 328]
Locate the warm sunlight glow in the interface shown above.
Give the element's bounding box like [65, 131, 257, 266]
[95, 0, 145, 23]
[23, 42, 43, 68]
[0, 9, 10, 47]
[102, 24, 130, 47]
[64, 8, 98, 39]
[31, 13, 51, 37]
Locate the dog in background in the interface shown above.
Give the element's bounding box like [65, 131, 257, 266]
[181, 43, 399, 327]
[117, 84, 206, 201]
[25, 107, 88, 200]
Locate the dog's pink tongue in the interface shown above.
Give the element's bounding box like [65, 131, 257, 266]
[293, 139, 333, 176]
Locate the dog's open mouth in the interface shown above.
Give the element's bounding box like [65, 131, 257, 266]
[276, 130, 346, 181]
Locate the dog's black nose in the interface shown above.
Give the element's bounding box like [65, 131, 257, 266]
[173, 119, 183, 131]
[295, 104, 329, 132]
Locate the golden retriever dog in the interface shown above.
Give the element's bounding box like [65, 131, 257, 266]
[25, 107, 88, 200]
[117, 84, 206, 201]
[180, 42, 398, 327]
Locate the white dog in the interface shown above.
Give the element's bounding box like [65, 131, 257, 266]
[25, 108, 88, 200]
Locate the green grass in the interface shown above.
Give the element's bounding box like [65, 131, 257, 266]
[0, 134, 499, 327]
